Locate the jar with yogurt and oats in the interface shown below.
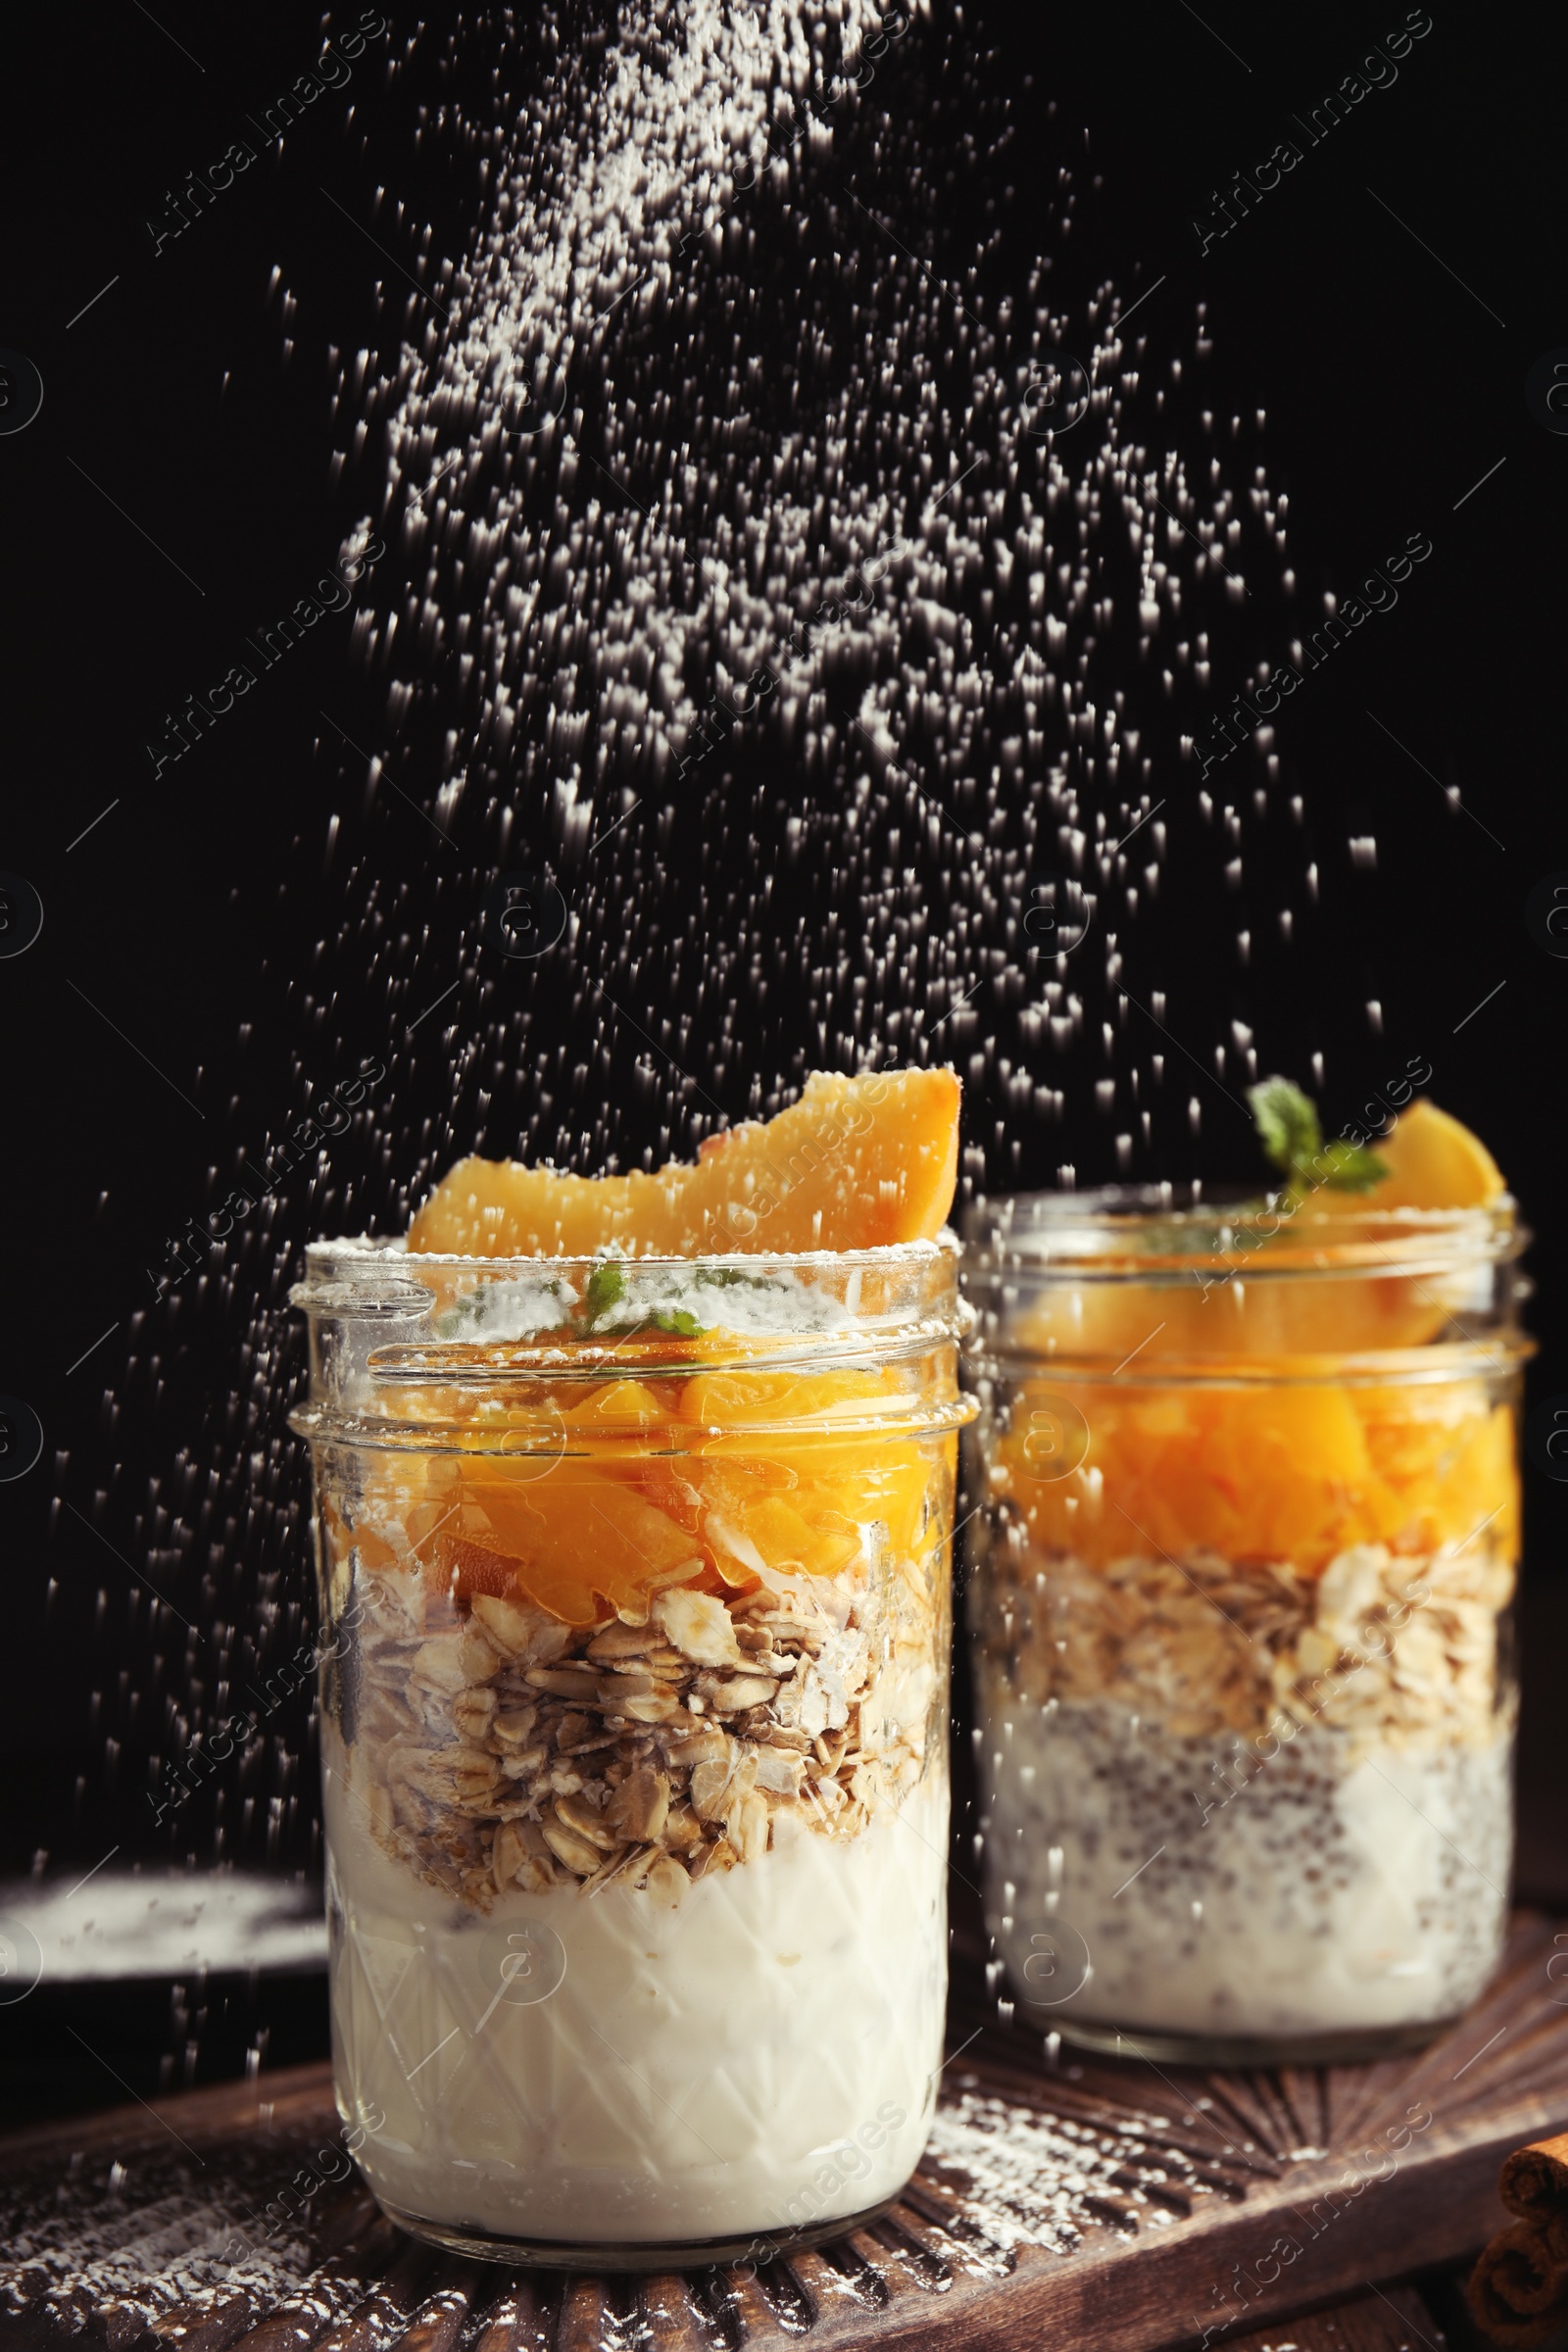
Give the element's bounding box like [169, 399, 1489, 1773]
[292, 1237, 972, 2266]
[962, 1186, 1529, 2064]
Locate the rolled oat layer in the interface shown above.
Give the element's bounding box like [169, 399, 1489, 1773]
[336, 1536, 941, 1912]
[974, 1520, 1515, 1756]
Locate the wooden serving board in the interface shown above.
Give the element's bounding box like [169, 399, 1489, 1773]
[4, 1916, 1565, 2352]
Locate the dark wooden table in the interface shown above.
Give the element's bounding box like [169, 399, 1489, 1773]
[5, 1916, 1567, 2352]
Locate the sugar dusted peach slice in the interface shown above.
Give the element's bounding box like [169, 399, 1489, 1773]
[408, 1066, 960, 1256]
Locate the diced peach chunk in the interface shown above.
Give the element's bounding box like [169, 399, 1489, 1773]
[1004, 1376, 1516, 1578]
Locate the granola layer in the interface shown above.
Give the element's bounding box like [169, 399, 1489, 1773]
[333, 1537, 943, 1910]
[972, 1513, 1514, 1752]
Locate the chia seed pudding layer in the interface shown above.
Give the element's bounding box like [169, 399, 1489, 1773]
[978, 1671, 1514, 2039]
[970, 1530, 1516, 2040]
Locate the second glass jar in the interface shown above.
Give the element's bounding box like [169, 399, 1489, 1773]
[962, 1189, 1529, 2063]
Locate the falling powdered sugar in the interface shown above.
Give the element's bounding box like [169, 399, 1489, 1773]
[61, 0, 1318, 1939]
[327, 0, 1304, 1203]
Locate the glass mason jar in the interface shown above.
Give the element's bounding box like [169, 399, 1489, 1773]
[961, 1189, 1531, 2065]
[291, 1239, 972, 2267]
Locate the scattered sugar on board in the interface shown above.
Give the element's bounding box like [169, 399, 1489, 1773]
[923, 2083, 1205, 2259]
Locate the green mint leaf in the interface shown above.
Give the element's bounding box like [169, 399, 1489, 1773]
[1315, 1137, 1390, 1194]
[1247, 1078, 1389, 1202]
[584, 1259, 626, 1321]
[1248, 1077, 1322, 1179]
[645, 1307, 707, 1338]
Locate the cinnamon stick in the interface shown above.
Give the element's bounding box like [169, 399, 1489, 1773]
[1470, 2133, 1568, 2348]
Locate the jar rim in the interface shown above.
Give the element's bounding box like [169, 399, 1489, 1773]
[958, 1341, 1534, 1385]
[290, 1234, 968, 1333]
[962, 1184, 1526, 1279]
[288, 1231, 973, 1413]
[296, 1231, 962, 1276]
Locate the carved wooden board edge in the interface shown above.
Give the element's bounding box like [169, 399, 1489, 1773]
[1222, 2285, 1450, 2352]
[0, 2061, 337, 2165]
[3, 1914, 1563, 2352]
[919, 1912, 1568, 2352]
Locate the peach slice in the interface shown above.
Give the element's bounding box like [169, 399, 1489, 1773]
[408, 1067, 960, 1256]
[1354, 1099, 1505, 1212]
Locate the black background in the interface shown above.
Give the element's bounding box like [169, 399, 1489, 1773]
[2, 0, 1564, 2115]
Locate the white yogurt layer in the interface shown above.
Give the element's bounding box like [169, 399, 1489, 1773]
[980, 1672, 1513, 2042]
[323, 1731, 947, 2245]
